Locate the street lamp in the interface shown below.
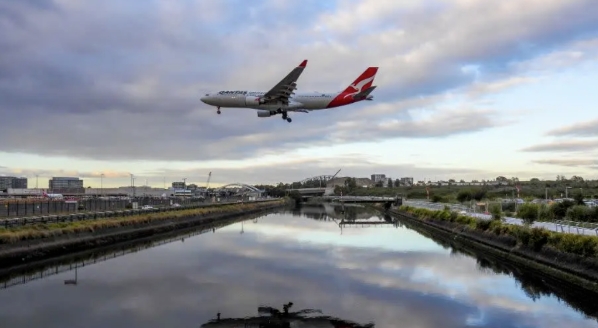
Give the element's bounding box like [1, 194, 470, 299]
[100, 173, 104, 197]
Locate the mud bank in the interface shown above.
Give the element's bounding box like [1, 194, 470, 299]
[0, 200, 285, 269]
[388, 208, 598, 293]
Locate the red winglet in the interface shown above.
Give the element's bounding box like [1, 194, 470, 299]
[299, 59, 307, 67]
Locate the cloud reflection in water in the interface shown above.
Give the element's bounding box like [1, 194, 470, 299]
[0, 209, 595, 328]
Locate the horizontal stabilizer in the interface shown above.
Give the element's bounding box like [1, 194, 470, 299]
[352, 85, 377, 100]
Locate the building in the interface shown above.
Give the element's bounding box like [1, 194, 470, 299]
[85, 186, 171, 197]
[400, 177, 414, 186]
[49, 177, 84, 194]
[371, 174, 386, 183]
[0, 176, 28, 191]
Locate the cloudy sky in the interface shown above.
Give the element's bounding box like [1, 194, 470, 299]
[1, 0, 598, 188]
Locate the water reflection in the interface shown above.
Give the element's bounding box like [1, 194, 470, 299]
[201, 301, 374, 327]
[398, 219, 598, 319]
[0, 205, 596, 328]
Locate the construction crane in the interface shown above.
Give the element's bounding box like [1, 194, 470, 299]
[330, 169, 341, 180]
[321, 169, 341, 187]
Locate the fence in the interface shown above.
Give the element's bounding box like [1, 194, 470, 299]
[0, 197, 210, 218]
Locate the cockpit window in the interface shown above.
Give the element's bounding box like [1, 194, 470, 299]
[205, 93, 210, 96]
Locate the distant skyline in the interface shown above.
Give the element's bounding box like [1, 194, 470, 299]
[1, 1, 598, 188]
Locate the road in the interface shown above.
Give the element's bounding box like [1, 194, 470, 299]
[403, 200, 598, 236]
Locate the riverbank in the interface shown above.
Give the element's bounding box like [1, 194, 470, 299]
[386, 205, 598, 293]
[0, 199, 286, 268]
[0, 209, 268, 279]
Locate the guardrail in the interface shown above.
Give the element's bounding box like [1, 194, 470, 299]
[554, 220, 598, 236]
[0, 199, 280, 229]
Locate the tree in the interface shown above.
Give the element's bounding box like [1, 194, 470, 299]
[496, 176, 508, 182]
[346, 177, 357, 190]
[394, 179, 400, 187]
[456, 190, 473, 203]
[472, 189, 487, 201]
[573, 192, 585, 205]
[550, 200, 574, 220]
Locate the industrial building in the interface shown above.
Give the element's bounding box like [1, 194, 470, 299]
[49, 177, 84, 194]
[0, 176, 28, 191]
[400, 177, 414, 186]
[371, 174, 386, 183]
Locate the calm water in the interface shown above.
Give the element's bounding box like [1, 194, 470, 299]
[0, 204, 597, 328]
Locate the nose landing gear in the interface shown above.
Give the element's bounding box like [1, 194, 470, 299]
[216, 106, 221, 114]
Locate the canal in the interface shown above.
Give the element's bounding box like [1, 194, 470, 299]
[0, 204, 597, 327]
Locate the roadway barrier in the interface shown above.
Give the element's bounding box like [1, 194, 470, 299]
[0, 199, 280, 229]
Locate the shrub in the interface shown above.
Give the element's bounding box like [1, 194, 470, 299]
[399, 205, 598, 260]
[489, 203, 502, 220]
[517, 203, 539, 225]
[537, 204, 554, 221]
[528, 227, 551, 251]
[567, 205, 592, 222]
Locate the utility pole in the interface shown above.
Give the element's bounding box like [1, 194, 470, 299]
[100, 173, 104, 196]
[35, 174, 38, 189]
[130, 174, 135, 197]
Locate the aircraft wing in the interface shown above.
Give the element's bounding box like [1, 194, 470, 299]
[260, 60, 307, 105]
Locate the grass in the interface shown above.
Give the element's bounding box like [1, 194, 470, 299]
[0, 200, 283, 245]
[399, 205, 598, 259]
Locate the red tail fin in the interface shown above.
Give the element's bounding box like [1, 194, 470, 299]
[342, 67, 378, 94]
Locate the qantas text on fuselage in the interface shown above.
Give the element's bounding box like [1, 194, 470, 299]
[200, 60, 378, 123]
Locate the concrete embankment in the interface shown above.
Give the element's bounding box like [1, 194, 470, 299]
[0, 199, 286, 269]
[386, 207, 598, 293]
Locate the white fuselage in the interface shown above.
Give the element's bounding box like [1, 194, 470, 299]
[200, 90, 339, 111]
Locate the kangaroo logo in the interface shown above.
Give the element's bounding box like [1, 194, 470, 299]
[343, 75, 375, 99]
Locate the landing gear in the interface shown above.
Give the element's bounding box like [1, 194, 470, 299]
[281, 111, 292, 123]
[216, 106, 221, 114]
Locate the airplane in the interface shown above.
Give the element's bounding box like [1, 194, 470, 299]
[42, 191, 63, 199]
[200, 60, 378, 123]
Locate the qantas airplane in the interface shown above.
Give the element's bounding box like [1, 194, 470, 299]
[200, 60, 378, 123]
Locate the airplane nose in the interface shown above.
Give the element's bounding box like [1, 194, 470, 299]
[200, 96, 207, 103]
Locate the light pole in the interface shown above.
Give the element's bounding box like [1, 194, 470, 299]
[100, 173, 104, 197]
[35, 174, 39, 189]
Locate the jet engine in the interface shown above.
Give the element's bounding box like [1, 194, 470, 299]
[257, 110, 276, 118]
